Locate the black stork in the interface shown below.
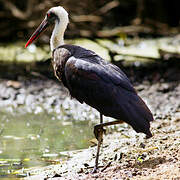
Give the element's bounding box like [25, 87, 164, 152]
[25, 6, 154, 172]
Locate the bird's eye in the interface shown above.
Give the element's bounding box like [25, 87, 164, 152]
[47, 12, 57, 19]
[47, 12, 51, 18]
[46, 12, 58, 23]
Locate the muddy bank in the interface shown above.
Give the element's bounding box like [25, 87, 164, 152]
[0, 58, 179, 179]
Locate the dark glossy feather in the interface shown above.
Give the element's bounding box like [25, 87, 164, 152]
[53, 44, 153, 137]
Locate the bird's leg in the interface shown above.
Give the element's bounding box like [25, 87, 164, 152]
[94, 120, 123, 140]
[92, 119, 123, 173]
[93, 113, 106, 140]
[92, 113, 104, 173]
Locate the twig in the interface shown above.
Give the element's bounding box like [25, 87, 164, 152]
[96, 25, 153, 37]
[1, 0, 35, 20]
[97, 0, 120, 14]
[72, 15, 102, 23]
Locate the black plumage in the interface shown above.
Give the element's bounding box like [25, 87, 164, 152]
[52, 44, 153, 137]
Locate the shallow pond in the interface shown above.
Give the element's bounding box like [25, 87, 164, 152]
[0, 111, 94, 178]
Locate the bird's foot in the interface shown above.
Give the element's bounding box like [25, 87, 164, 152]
[91, 166, 99, 174]
[91, 162, 112, 173]
[101, 161, 112, 172]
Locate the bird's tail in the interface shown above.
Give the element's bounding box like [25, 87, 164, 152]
[120, 93, 154, 138]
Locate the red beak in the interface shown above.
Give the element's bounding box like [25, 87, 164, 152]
[25, 18, 49, 48]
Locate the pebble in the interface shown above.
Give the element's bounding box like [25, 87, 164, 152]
[0, 67, 179, 125]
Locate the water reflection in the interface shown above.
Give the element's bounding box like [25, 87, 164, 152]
[0, 111, 94, 177]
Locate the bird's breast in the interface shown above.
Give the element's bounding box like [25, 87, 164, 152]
[52, 47, 71, 84]
[51, 58, 61, 78]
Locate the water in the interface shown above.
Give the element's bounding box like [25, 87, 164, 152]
[0, 111, 94, 178]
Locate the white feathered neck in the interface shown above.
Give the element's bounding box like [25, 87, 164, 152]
[49, 6, 69, 51]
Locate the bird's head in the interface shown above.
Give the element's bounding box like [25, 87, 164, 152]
[25, 6, 69, 48]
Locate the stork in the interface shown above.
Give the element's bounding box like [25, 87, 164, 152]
[25, 6, 154, 173]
